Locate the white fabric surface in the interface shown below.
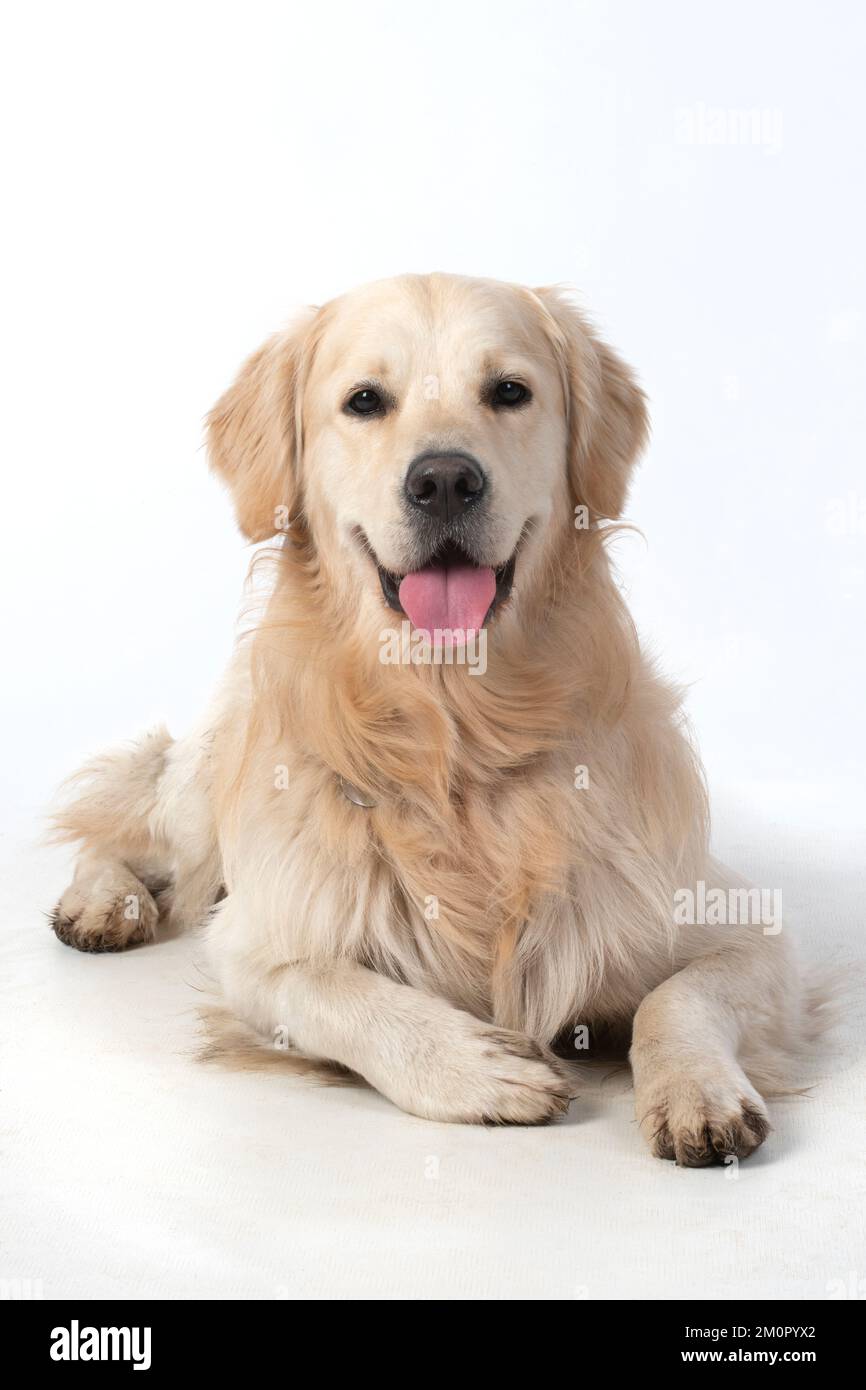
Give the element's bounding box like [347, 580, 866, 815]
[1, 785, 863, 1302]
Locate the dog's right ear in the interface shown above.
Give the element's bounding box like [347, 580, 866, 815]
[207, 310, 316, 542]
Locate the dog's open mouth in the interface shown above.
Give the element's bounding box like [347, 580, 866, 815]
[372, 539, 517, 638]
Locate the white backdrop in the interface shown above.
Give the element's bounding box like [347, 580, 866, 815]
[1, 0, 864, 1302]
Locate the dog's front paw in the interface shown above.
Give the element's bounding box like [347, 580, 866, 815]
[381, 1012, 573, 1125]
[50, 866, 159, 953]
[636, 1066, 770, 1166]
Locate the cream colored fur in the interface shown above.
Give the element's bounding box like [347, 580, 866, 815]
[50, 273, 820, 1162]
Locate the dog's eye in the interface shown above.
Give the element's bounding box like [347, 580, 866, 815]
[346, 388, 384, 416]
[492, 380, 530, 408]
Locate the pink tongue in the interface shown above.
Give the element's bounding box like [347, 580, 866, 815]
[399, 562, 496, 642]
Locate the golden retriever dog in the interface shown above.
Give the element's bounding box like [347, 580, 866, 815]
[50, 273, 821, 1163]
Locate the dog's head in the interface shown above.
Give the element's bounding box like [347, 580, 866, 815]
[209, 274, 648, 644]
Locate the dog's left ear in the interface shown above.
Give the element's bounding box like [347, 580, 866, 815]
[532, 287, 649, 521]
[207, 309, 316, 542]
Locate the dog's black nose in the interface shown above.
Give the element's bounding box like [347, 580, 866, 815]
[404, 452, 485, 523]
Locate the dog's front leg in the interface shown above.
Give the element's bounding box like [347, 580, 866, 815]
[211, 923, 571, 1125]
[630, 926, 801, 1165]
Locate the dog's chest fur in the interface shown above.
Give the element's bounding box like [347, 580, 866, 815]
[220, 636, 696, 1041]
[237, 744, 608, 1037]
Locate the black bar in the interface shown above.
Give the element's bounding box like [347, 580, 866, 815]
[1, 1298, 860, 1372]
